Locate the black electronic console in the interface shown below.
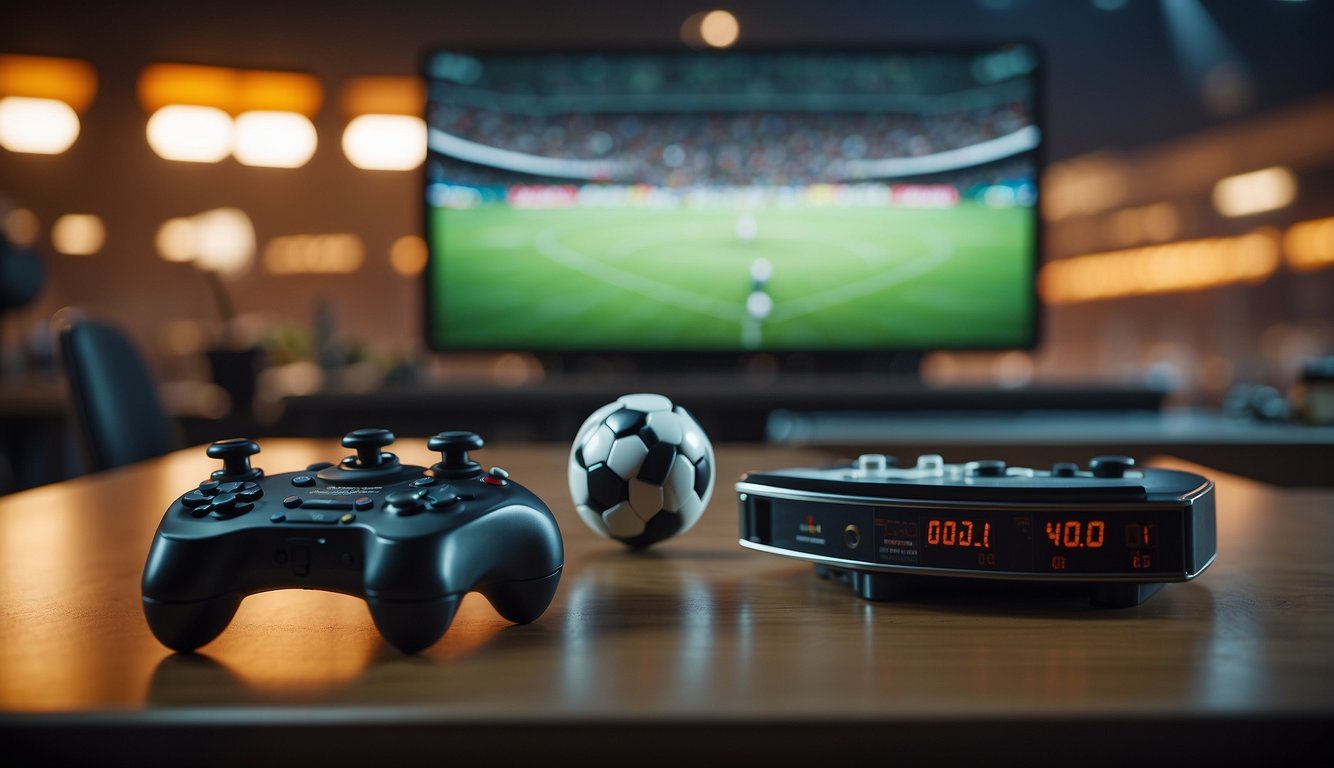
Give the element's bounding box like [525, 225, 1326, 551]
[142, 429, 564, 653]
[736, 454, 1216, 607]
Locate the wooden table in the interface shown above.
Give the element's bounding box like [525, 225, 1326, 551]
[2, 440, 1331, 765]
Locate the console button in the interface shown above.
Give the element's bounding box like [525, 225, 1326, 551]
[411, 477, 436, 488]
[970, 460, 1007, 477]
[1051, 462, 1080, 478]
[190, 504, 212, 518]
[197, 481, 221, 495]
[283, 495, 303, 509]
[1090, 455, 1136, 479]
[236, 483, 263, 502]
[354, 496, 374, 511]
[292, 475, 315, 488]
[340, 513, 356, 524]
[270, 512, 287, 523]
[482, 475, 508, 486]
[218, 482, 244, 494]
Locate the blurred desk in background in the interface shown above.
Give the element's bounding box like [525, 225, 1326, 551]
[275, 377, 1167, 444]
[767, 409, 1334, 487]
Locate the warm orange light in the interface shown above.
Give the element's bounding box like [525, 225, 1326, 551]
[699, 10, 741, 48]
[138, 63, 322, 117]
[263, 234, 364, 275]
[50, 214, 105, 256]
[1283, 216, 1334, 271]
[1040, 229, 1281, 304]
[0, 54, 97, 113]
[681, 10, 741, 48]
[1212, 166, 1297, 218]
[389, 235, 428, 276]
[338, 76, 424, 117]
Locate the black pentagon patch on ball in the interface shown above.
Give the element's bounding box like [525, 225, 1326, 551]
[587, 463, 628, 512]
[603, 408, 647, 437]
[637, 442, 677, 485]
[637, 424, 660, 448]
[619, 511, 683, 549]
[693, 455, 711, 498]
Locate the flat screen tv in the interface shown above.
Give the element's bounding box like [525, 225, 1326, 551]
[422, 44, 1041, 368]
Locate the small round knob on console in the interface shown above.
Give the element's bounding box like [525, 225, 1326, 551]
[207, 438, 262, 480]
[1050, 462, 1080, 478]
[1090, 455, 1136, 478]
[970, 460, 1007, 477]
[428, 431, 484, 478]
[342, 428, 395, 469]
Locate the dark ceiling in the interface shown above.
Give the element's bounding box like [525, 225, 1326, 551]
[2, 0, 1332, 162]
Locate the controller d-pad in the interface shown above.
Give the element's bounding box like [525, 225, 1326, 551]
[181, 491, 211, 508]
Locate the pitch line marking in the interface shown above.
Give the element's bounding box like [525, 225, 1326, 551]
[534, 228, 742, 323]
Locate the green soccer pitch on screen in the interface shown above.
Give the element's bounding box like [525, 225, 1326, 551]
[422, 46, 1040, 355]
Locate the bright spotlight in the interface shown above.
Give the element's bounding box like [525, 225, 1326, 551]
[146, 105, 232, 162]
[233, 110, 317, 168]
[342, 114, 426, 170]
[0, 97, 80, 154]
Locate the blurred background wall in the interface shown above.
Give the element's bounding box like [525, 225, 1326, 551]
[1, 0, 1332, 417]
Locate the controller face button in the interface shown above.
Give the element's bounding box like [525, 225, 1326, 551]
[210, 502, 252, 520]
[482, 475, 508, 486]
[411, 477, 436, 488]
[340, 513, 356, 524]
[181, 491, 211, 508]
[236, 484, 263, 502]
[218, 481, 244, 494]
[190, 504, 212, 518]
[292, 475, 315, 487]
[430, 493, 461, 509]
[354, 496, 374, 510]
[386, 489, 427, 514]
[270, 512, 287, 523]
[198, 481, 221, 495]
[210, 492, 238, 509]
[283, 495, 302, 508]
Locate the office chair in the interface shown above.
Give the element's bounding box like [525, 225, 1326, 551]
[54, 310, 181, 473]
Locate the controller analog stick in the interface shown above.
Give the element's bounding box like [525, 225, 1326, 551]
[343, 428, 395, 469]
[207, 438, 262, 481]
[429, 431, 484, 478]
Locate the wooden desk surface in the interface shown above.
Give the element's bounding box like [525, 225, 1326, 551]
[2, 440, 1331, 765]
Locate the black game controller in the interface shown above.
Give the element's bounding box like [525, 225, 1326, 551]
[738, 454, 1217, 607]
[141, 429, 564, 653]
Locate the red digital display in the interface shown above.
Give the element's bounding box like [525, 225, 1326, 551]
[925, 518, 991, 548]
[758, 498, 1184, 576]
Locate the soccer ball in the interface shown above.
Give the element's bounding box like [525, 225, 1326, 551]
[568, 393, 715, 548]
